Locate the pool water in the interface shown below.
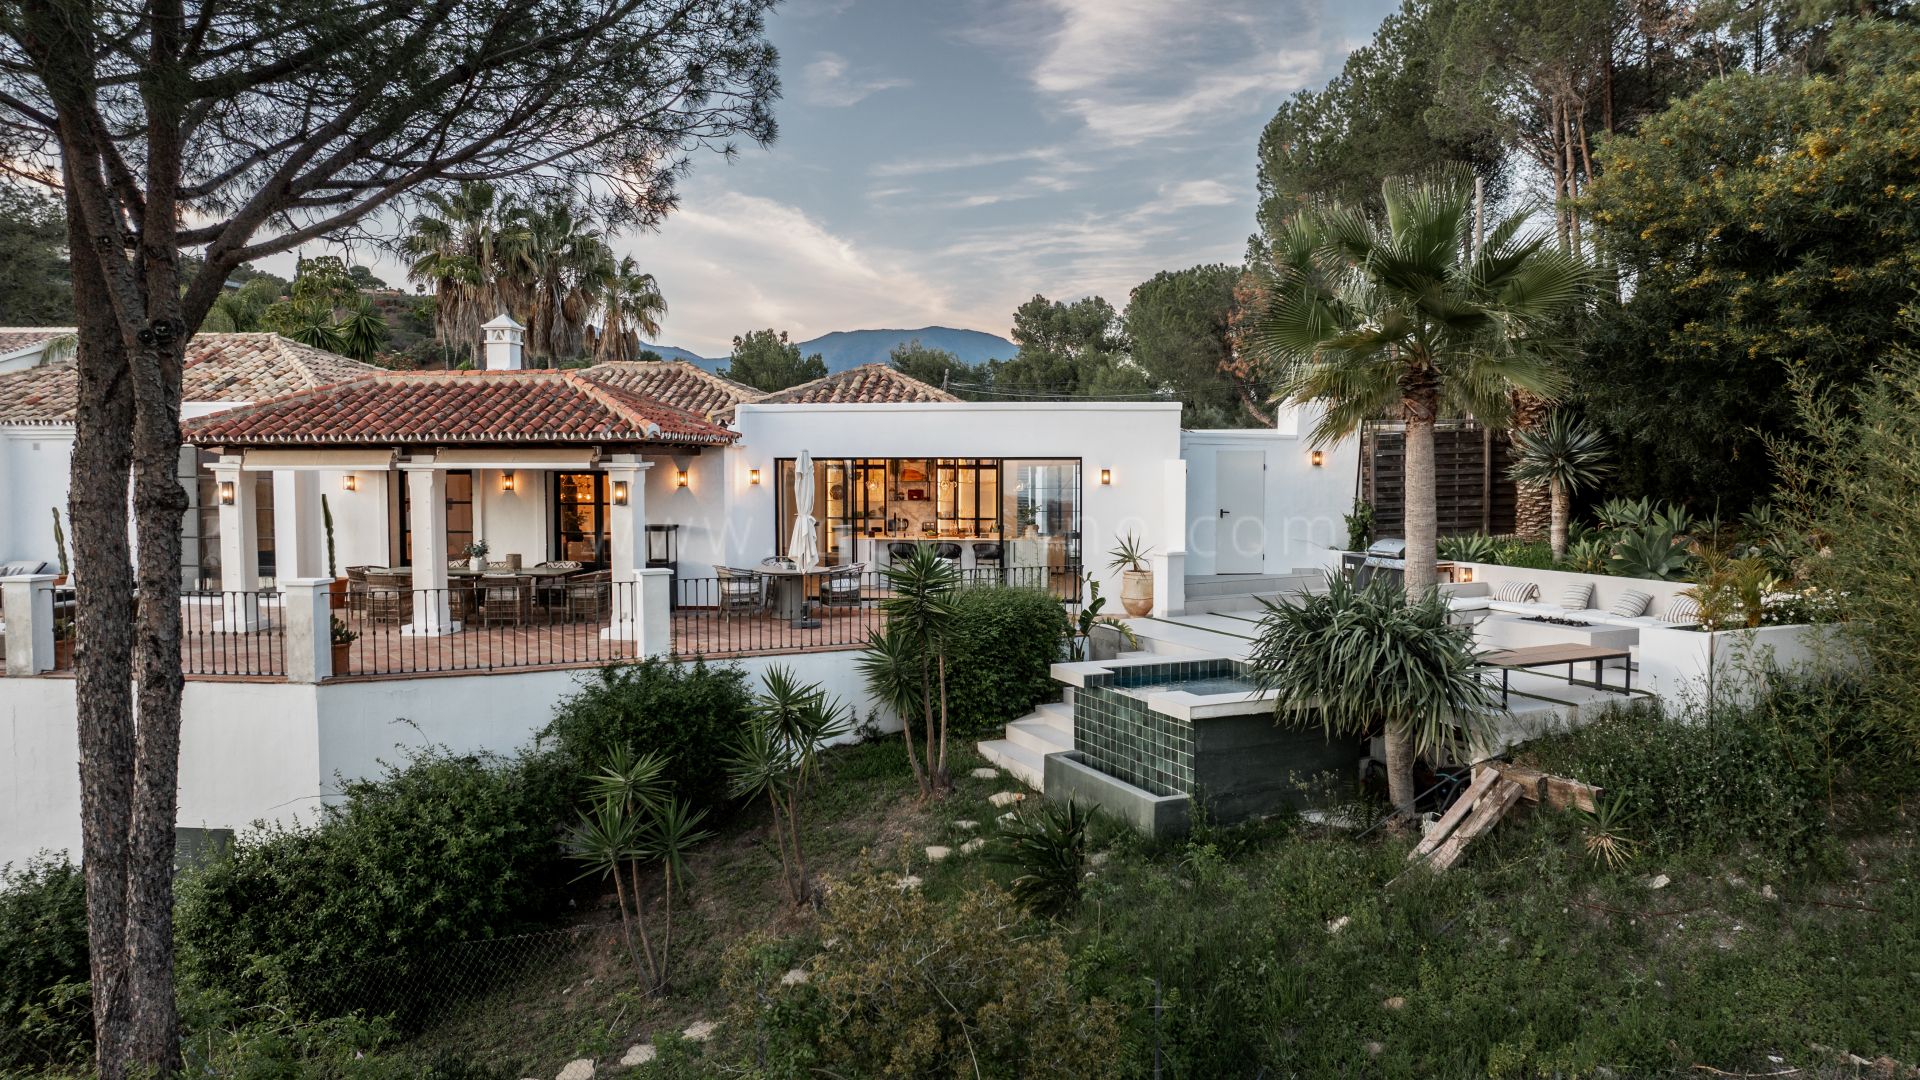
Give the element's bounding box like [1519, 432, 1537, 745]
[1121, 675, 1262, 697]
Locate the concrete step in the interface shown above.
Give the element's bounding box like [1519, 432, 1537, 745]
[1032, 700, 1072, 730]
[976, 738, 1045, 790]
[1007, 715, 1073, 756]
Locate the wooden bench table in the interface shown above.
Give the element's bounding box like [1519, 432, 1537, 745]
[1478, 642, 1634, 705]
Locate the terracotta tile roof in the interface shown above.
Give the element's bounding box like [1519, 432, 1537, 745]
[0, 332, 380, 426]
[733, 364, 958, 416]
[0, 327, 72, 356]
[575, 360, 759, 422]
[180, 369, 738, 447]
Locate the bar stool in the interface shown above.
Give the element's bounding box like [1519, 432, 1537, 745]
[887, 542, 918, 562]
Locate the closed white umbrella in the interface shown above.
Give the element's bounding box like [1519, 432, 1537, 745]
[788, 450, 820, 571]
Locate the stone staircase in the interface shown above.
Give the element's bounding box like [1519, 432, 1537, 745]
[977, 699, 1073, 791]
[1181, 569, 1328, 614]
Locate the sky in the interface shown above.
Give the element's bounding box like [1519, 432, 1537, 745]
[271, 0, 1400, 358]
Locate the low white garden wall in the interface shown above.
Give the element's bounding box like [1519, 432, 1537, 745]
[1635, 622, 1853, 710]
[1447, 560, 1696, 614]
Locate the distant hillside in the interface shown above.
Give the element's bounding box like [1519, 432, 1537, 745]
[636, 343, 714, 365]
[794, 327, 1015, 373]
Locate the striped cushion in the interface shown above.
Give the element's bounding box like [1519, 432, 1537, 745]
[1558, 583, 1594, 610]
[1608, 589, 1653, 618]
[1663, 596, 1702, 624]
[1492, 581, 1538, 603]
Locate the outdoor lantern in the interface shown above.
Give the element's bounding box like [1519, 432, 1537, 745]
[646, 524, 679, 567]
[218, 480, 235, 505]
[340, 474, 357, 492]
[611, 480, 629, 506]
[1099, 468, 1112, 485]
[501, 470, 516, 492]
[1311, 450, 1325, 467]
[749, 467, 761, 485]
[1459, 566, 1475, 583]
[675, 467, 689, 488]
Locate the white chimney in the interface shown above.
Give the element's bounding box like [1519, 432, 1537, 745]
[481, 313, 525, 370]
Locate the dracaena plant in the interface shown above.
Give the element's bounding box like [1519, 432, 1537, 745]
[726, 666, 850, 907]
[1507, 412, 1612, 561]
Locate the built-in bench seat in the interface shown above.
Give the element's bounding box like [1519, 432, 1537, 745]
[1445, 581, 1698, 630]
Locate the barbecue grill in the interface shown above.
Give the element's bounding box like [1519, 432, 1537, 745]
[1345, 538, 1407, 589]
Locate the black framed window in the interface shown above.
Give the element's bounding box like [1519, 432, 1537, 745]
[398, 470, 474, 562]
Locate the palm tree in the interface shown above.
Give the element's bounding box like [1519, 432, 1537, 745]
[503, 199, 613, 364]
[1508, 412, 1611, 561]
[400, 181, 525, 358]
[595, 256, 669, 362]
[1247, 167, 1592, 597]
[1249, 574, 1502, 820]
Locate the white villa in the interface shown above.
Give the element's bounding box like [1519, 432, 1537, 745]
[0, 316, 1358, 865]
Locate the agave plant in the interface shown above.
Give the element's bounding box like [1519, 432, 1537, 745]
[1565, 536, 1612, 575]
[1507, 413, 1613, 561]
[1608, 526, 1691, 580]
[1595, 496, 1654, 533]
[985, 799, 1097, 919]
[1438, 533, 1499, 564]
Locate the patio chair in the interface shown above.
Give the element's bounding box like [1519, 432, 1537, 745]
[345, 566, 370, 615]
[933, 542, 962, 566]
[971, 542, 1003, 585]
[563, 570, 612, 622]
[819, 562, 867, 609]
[887, 542, 917, 562]
[717, 566, 769, 618]
[478, 574, 528, 627]
[365, 570, 413, 624]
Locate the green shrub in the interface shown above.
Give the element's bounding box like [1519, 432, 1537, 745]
[177, 748, 574, 1024]
[0, 855, 91, 1071]
[944, 586, 1069, 735]
[541, 659, 753, 811]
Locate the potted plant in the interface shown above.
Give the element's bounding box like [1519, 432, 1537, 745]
[464, 540, 490, 573]
[1107, 530, 1155, 618]
[322, 494, 346, 608]
[53, 617, 75, 670]
[1068, 577, 1140, 661]
[329, 616, 358, 676]
[51, 507, 70, 586]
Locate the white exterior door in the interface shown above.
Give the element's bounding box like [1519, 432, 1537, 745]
[1214, 450, 1266, 574]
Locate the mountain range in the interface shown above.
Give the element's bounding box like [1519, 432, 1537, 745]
[640, 326, 1015, 375]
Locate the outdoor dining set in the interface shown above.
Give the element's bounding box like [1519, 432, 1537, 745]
[342, 562, 612, 627]
[716, 558, 870, 622]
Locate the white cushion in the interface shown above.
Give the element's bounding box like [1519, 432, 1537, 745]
[719, 580, 759, 597]
[1558, 583, 1594, 610]
[1492, 581, 1538, 603]
[1663, 596, 1702, 623]
[1448, 594, 1492, 612]
[1608, 589, 1652, 618]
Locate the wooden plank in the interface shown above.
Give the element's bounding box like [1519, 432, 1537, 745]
[1408, 764, 1496, 862]
[1489, 762, 1547, 803]
[1426, 778, 1525, 872]
[1539, 775, 1602, 814]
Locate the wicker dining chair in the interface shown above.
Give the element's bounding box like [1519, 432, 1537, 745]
[478, 574, 528, 627]
[818, 562, 867, 609]
[365, 570, 413, 624]
[563, 570, 612, 622]
[344, 566, 371, 615]
[717, 566, 769, 618]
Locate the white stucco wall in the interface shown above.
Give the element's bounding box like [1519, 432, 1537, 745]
[0, 428, 74, 565]
[1180, 419, 1359, 577]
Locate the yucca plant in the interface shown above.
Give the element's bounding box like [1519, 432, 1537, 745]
[858, 547, 960, 799]
[1507, 413, 1612, 561]
[726, 667, 850, 907]
[1578, 792, 1640, 871]
[1249, 574, 1502, 821]
[986, 799, 1097, 919]
[565, 746, 709, 995]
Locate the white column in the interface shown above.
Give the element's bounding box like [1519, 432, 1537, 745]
[637, 567, 672, 655]
[213, 456, 263, 630]
[281, 577, 333, 683]
[274, 470, 325, 580]
[2, 574, 57, 677]
[403, 464, 458, 635]
[601, 455, 653, 641]
[1156, 458, 1188, 617]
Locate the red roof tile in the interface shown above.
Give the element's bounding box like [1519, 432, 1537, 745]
[575, 360, 759, 421]
[181, 369, 737, 448]
[0, 328, 72, 356]
[729, 364, 956, 418]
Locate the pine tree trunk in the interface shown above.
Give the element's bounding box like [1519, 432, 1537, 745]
[66, 203, 139, 1078]
[1402, 412, 1438, 598]
[1550, 479, 1570, 562]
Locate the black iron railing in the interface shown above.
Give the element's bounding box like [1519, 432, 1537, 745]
[180, 591, 287, 677]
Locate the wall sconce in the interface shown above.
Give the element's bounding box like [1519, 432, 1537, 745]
[1310, 450, 1325, 467]
[749, 467, 761, 486]
[501, 471, 516, 493]
[217, 480, 236, 505]
[675, 467, 689, 489]
[1458, 566, 1475, 583]
[340, 474, 358, 493]
[1099, 468, 1112, 486]
[611, 480, 629, 506]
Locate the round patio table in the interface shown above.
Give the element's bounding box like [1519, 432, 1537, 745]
[754, 565, 826, 626]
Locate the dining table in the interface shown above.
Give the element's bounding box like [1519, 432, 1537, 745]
[753, 564, 827, 625]
[442, 564, 583, 620]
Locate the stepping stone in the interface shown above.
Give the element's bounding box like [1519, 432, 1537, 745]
[959, 837, 986, 855]
[619, 1045, 655, 1068]
[780, 967, 810, 987]
[997, 812, 1017, 825]
[1326, 915, 1351, 934]
[895, 874, 922, 891]
[951, 819, 979, 831]
[1383, 996, 1406, 1011]
[925, 845, 951, 862]
[682, 1019, 718, 1042]
[557, 1060, 594, 1080]
[988, 791, 1025, 807]
[1088, 851, 1109, 867]
[971, 767, 1000, 779]
[1646, 873, 1672, 890]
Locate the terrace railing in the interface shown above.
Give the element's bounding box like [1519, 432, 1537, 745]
[333, 580, 639, 677]
[181, 590, 288, 677]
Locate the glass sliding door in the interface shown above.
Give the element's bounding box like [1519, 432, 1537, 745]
[552, 472, 608, 567]
[399, 470, 474, 562]
[1003, 459, 1081, 597]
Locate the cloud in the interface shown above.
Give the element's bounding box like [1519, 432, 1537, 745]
[982, 0, 1337, 146]
[801, 52, 910, 107]
[625, 191, 1003, 355]
[869, 146, 1067, 179]
[1158, 178, 1241, 210]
